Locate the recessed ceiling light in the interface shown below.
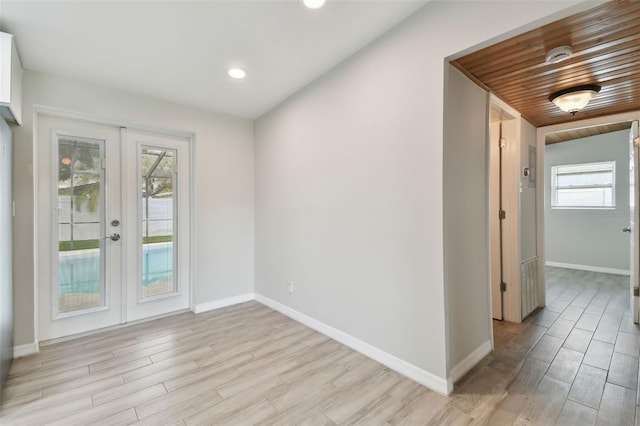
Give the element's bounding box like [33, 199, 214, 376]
[302, 0, 326, 9]
[227, 68, 247, 79]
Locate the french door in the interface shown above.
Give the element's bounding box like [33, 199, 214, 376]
[123, 130, 190, 322]
[37, 115, 190, 341]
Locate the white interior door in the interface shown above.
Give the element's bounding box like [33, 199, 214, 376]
[37, 115, 123, 340]
[123, 130, 190, 322]
[630, 120, 640, 324]
[488, 102, 521, 322]
[489, 121, 502, 320]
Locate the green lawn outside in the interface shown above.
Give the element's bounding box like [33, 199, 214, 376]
[59, 235, 172, 251]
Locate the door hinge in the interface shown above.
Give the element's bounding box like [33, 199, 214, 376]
[499, 210, 506, 220]
[635, 287, 639, 297]
[500, 282, 507, 292]
[499, 138, 506, 149]
[101, 158, 107, 169]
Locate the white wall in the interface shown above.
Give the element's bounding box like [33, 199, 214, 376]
[254, 0, 588, 392]
[254, 26, 448, 381]
[521, 120, 538, 262]
[443, 66, 491, 373]
[545, 130, 629, 272]
[13, 71, 255, 346]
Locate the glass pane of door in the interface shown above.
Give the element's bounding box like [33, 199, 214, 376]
[57, 136, 105, 314]
[140, 146, 176, 299]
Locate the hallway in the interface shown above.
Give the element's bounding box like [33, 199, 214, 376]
[457, 267, 638, 425]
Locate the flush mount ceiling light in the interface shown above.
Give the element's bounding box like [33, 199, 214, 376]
[545, 45, 573, 64]
[227, 67, 247, 79]
[549, 84, 601, 115]
[302, 0, 326, 9]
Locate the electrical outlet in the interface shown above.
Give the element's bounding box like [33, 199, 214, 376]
[287, 281, 294, 294]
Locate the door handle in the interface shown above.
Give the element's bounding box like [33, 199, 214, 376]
[623, 227, 632, 233]
[105, 233, 121, 241]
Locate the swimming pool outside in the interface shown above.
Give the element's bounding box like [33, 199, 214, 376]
[58, 242, 173, 294]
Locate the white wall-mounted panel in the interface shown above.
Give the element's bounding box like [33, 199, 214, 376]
[0, 32, 23, 125]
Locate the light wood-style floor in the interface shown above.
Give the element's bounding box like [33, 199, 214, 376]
[467, 267, 639, 426]
[1, 267, 638, 425]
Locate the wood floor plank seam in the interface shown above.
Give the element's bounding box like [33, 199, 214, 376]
[3, 267, 639, 425]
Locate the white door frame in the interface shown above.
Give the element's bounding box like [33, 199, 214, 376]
[629, 121, 639, 323]
[33, 106, 196, 344]
[536, 110, 640, 316]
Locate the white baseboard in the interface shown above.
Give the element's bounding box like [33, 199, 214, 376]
[546, 261, 630, 276]
[254, 293, 451, 396]
[193, 293, 255, 314]
[14, 342, 39, 358]
[448, 340, 492, 385]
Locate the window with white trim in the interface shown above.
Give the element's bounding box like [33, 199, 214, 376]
[551, 161, 615, 209]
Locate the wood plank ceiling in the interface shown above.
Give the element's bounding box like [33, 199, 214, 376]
[451, 0, 640, 128]
[545, 121, 631, 144]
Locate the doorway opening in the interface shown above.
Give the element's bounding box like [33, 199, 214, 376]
[487, 95, 540, 324]
[539, 118, 640, 327]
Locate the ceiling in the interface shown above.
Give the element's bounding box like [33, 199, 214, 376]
[0, 0, 428, 119]
[545, 121, 631, 144]
[452, 0, 640, 128]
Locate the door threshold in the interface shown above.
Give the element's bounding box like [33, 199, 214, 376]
[39, 308, 192, 347]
